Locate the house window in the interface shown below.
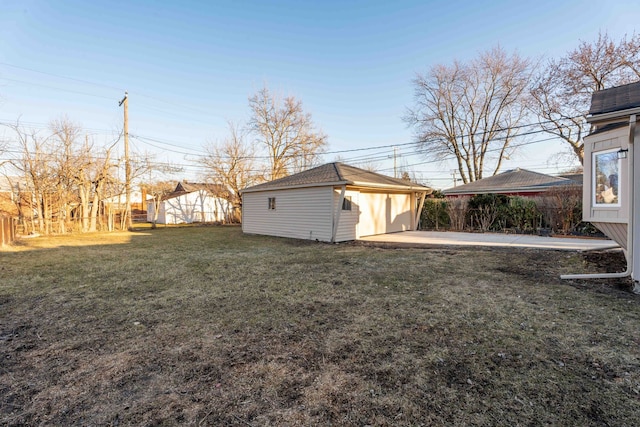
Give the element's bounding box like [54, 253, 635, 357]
[593, 149, 621, 206]
[342, 196, 352, 211]
[268, 197, 276, 210]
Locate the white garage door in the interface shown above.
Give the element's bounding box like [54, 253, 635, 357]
[357, 192, 412, 237]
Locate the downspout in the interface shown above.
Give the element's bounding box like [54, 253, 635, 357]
[331, 185, 346, 243]
[414, 191, 427, 231]
[561, 114, 636, 285]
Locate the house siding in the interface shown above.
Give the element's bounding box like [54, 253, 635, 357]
[148, 191, 230, 224]
[242, 187, 334, 241]
[333, 189, 359, 242]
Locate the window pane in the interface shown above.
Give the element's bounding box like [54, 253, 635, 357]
[594, 151, 620, 205]
[342, 196, 351, 211]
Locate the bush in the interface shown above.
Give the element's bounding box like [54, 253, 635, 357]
[447, 197, 470, 231]
[419, 188, 587, 235]
[468, 194, 509, 232]
[534, 186, 582, 234]
[420, 198, 449, 230]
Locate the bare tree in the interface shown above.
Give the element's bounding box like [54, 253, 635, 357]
[141, 181, 175, 229]
[7, 123, 55, 234]
[49, 117, 82, 233]
[446, 196, 470, 231]
[201, 122, 259, 209]
[531, 32, 640, 164]
[406, 46, 534, 184]
[49, 118, 120, 233]
[248, 86, 327, 180]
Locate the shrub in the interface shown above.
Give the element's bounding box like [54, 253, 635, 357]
[420, 198, 449, 230]
[534, 185, 582, 234]
[446, 197, 470, 231]
[468, 194, 509, 232]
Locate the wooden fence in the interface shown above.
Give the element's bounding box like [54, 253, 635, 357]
[1, 215, 17, 246]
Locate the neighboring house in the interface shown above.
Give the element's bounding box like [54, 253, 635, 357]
[240, 162, 432, 243]
[102, 190, 151, 212]
[442, 168, 580, 197]
[0, 176, 17, 216]
[563, 80, 640, 290]
[147, 182, 233, 224]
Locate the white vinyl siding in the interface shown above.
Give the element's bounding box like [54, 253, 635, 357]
[147, 191, 231, 224]
[242, 186, 334, 241]
[243, 186, 416, 242]
[333, 189, 359, 242]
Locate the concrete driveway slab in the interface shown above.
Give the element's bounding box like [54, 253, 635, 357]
[358, 231, 619, 251]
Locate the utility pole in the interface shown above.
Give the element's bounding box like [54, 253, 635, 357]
[393, 147, 398, 178]
[119, 91, 131, 230]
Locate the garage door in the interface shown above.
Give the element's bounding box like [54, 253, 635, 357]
[357, 192, 411, 237]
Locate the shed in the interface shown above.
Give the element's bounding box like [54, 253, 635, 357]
[561, 81, 640, 291]
[442, 168, 580, 197]
[240, 162, 432, 242]
[147, 182, 233, 224]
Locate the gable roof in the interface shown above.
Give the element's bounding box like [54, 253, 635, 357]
[442, 168, 578, 196]
[589, 81, 640, 116]
[160, 182, 229, 201]
[241, 162, 431, 193]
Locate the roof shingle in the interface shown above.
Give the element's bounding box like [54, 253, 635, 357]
[589, 81, 640, 116]
[241, 162, 431, 193]
[443, 168, 578, 196]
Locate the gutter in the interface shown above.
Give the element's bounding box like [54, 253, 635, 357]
[586, 106, 640, 123]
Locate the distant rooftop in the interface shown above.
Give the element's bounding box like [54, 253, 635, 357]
[443, 168, 578, 196]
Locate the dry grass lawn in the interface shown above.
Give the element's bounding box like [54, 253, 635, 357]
[1, 226, 639, 426]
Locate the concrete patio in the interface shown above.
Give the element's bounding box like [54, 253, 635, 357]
[358, 230, 620, 251]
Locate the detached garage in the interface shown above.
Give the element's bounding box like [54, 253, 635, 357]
[240, 162, 431, 242]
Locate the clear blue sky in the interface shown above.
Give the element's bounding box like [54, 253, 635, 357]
[0, 0, 638, 188]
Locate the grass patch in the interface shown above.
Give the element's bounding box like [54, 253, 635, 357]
[1, 226, 639, 425]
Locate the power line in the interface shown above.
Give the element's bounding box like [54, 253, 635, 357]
[0, 77, 116, 100]
[0, 61, 124, 91]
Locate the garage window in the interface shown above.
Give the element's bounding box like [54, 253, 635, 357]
[342, 196, 352, 211]
[268, 197, 276, 210]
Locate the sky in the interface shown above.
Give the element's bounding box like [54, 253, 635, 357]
[0, 0, 638, 189]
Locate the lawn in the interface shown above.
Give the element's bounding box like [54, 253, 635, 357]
[1, 226, 639, 426]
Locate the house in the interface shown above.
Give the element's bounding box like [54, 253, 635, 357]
[102, 189, 151, 212]
[147, 182, 233, 224]
[561, 81, 640, 291]
[442, 168, 580, 197]
[0, 176, 18, 216]
[240, 162, 431, 242]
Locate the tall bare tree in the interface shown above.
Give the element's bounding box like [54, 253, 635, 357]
[531, 32, 640, 164]
[7, 123, 55, 234]
[50, 117, 83, 233]
[405, 46, 534, 184]
[141, 180, 175, 229]
[49, 118, 119, 233]
[201, 122, 259, 208]
[249, 86, 327, 180]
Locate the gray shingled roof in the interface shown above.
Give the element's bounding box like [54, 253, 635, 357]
[589, 81, 640, 115]
[161, 182, 228, 201]
[241, 162, 431, 193]
[442, 168, 578, 196]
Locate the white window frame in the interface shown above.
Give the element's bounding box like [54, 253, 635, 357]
[592, 148, 621, 207]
